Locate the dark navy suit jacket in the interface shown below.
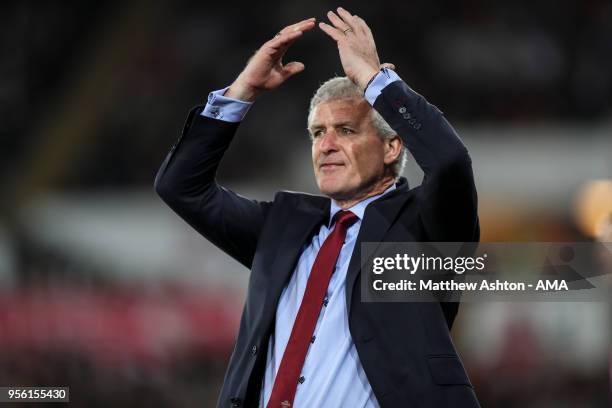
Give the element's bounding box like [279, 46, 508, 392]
[155, 79, 481, 408]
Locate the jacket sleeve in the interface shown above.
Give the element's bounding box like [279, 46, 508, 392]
[373, 81, 480, 242]
[154, 106, 272, 268]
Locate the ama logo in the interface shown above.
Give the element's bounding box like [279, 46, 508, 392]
[535, 280, 569, 291]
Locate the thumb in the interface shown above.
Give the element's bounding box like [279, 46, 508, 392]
[282, 61, 305, 79]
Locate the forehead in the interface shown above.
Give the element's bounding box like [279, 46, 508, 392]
[310, 97, 371, 125]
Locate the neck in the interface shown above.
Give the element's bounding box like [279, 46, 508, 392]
[334, 176, 395, 210]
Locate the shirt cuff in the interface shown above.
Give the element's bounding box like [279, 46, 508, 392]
[364, 68, 402, 106]
[200, 87, 253, 122]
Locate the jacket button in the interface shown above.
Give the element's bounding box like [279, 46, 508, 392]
[251, 345, 257, 355]
[230, 397, 241, 407]
[398, 106, 407, 113]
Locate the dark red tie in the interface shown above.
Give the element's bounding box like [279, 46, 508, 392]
[266, 210, 358, 408]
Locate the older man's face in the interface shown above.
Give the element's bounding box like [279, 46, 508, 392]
[310, 97, 391, 201]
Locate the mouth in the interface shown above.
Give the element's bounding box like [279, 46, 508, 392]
[319, 163, 345, 171]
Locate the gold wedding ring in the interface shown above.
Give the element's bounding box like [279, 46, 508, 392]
[343, 27, 353, 34]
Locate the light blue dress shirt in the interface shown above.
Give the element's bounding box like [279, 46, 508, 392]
[201, 69, 402, 407]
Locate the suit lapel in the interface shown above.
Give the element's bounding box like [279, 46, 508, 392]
[345, 181, 412, 312]
[262, 197, 329, 324]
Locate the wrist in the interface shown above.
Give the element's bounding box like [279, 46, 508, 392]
[358, 68, 381, 92]
[224, 81, 261, 102]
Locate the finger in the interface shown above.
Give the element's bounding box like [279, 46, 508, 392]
[269, 29, 303, 50]
[267, 32, 304, 61]
[264, 31, 302, 62]
[336, 7, 358, 28]
[318, 22, 343, 42]
[380, 63, 395, 70]
[272, 19, 315, 47]
[326, 10, 352, 32]
[352, 15, 371, 36]
[282, 61, 306, 79]
[278, 18, 316, 36]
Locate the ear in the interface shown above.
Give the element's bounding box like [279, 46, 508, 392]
[383, 135, 403, 166]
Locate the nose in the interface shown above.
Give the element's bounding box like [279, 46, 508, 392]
[318, 129, 340, 154]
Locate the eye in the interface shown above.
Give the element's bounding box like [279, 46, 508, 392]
[341, 127, 354, 135]
[312, 129, 324, 138]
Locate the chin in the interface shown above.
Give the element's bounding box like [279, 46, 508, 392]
[317, 179, 353, 200]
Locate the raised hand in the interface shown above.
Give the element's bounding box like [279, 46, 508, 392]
[319, 8, 389, 91]
[225, 18, 316, 102]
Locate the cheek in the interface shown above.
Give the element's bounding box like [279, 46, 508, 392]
[312, 144, 326, 180]
[312, 143, 321, 166]
[351, 142, 386, 175]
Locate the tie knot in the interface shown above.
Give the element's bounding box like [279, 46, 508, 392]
[334, 210, 358, 228]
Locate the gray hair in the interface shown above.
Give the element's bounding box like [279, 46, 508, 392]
[307, 76, 407, 178]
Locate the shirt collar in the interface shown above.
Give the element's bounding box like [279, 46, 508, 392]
[328, 183, 397, 227]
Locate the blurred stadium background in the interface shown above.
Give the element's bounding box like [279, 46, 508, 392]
[1, 1, 611, 406]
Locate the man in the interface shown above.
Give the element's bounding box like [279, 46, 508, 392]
[155, 7, 480, 408]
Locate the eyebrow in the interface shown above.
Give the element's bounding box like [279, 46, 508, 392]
[308, 121, 357, 131]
